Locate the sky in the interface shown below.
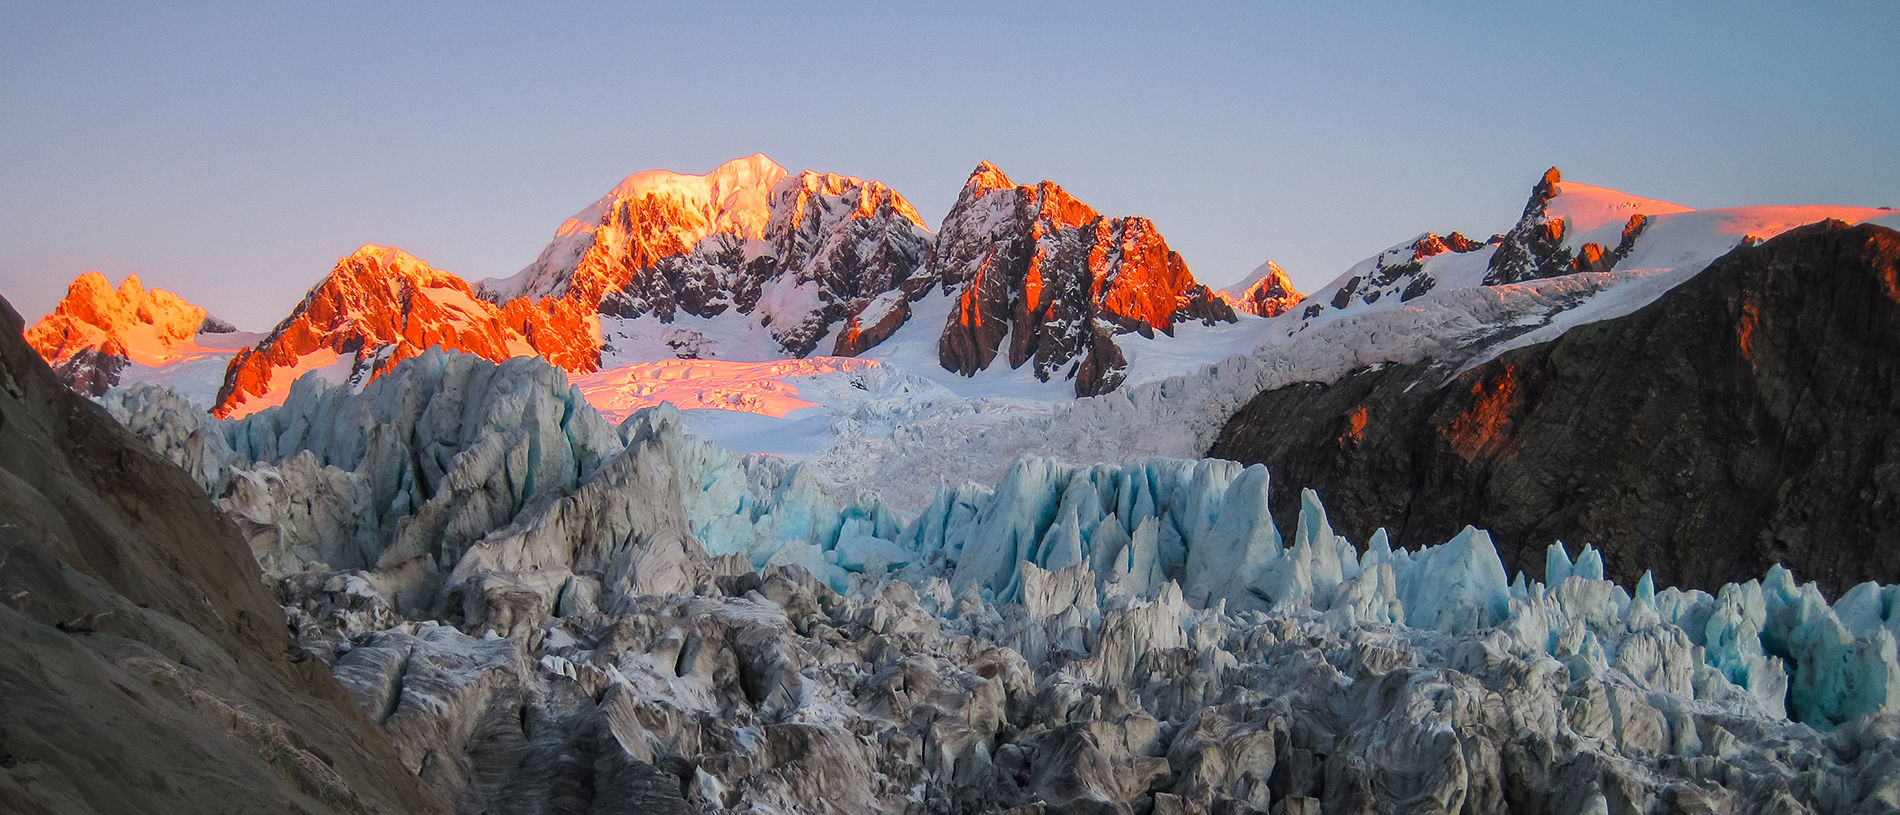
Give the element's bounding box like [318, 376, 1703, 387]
[3, 1, 1896, 331]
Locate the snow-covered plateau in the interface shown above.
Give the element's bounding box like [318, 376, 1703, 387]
[21, 162, 1900, 815]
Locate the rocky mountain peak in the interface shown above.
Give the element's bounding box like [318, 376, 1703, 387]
[1482, 167, 1676, 285]
[964, 160, 1017, 196]
[26, 271, 223, 396]
[213, 245, 541, 417]
[1485, 167, 1576, 286]
[1219, 260, 1305, 317]
[591, 165, 938, 360]
[487, 155, 790, 305]
[1525, 166, 1562, 220]
[933, 163, 1236, 396]
[29, 272, 210, 360]
[769, 170, 927, 235]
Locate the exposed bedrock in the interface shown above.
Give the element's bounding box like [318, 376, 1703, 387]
[1211, 221, 1900, 598]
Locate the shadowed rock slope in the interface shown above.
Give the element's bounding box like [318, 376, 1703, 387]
[0, 296, 444, 815]
[1210, 220, 1900, 597]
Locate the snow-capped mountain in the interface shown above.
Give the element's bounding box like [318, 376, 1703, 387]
[213, 244, 546, 417]
[478, 155, 937, 369]
[1216, 219, 1900, 598]
[26, 271, 253, 402]
[481, 153, 787, 304]
[1217, 259, 1302, 317]
[1288, 166, 1894, 332]
[592, 167, 937, 362]
[98, 155, 1247, 422]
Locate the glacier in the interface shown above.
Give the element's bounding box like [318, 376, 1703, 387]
[93, 349, 1900, 815]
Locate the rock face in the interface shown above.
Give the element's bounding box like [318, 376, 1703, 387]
[0, 295, 443, 815]
[1219, 260, 1304, 317]
[933, 162, 1237, 396]
[1212, 220, 1900, 598]
[25, 271, 223, 396]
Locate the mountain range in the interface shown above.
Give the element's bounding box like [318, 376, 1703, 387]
[27, 154, 1255, 419]
[10, 157, 1900, 815]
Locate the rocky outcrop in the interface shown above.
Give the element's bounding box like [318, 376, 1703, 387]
[1484, 167, 1652, 286]
[933, 162, 1237, 396]
[1212, 220, 1900, 598]
[1219, 260, 1305, 317]
[0, 295, 444, 814]
[1303, 231, 1490, 320]
[25, 271, 225, 396]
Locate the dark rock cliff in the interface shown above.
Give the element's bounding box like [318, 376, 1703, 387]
[1210, 221, 1900, 597]
[0, 296, 446, 814]
[933, 162, 1236, 396]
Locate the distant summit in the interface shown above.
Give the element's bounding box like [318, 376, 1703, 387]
[1218, 260, 1303, 317]
[27, 272, 228, 396]
[481, 153, 789, 304]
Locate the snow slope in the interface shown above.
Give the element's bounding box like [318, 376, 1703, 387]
[113, 327, 267, 408]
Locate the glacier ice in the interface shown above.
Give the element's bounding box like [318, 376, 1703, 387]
[95, 351, 1900, 815]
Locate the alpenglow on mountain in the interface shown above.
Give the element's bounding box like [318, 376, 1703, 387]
[12, 157, 1900, 815]
[61, 154, 1249, 417]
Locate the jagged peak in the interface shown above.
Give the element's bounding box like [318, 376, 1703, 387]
[325, 243, 468, 292]
[965, 161, 1015, 194]
[1510, 167, 1692, 234]
[63, 269, 115, 301]
[955, 164, 1100, 224]
[1219, 260, 1304, 318]
[770, 169, 930, 232]
[1221, 260, 1291, 296]
[26, 271, 211, 368]
[38, 271, 204, 331]
[114, 272, 148, 301]
[1513, 166, 1565, 225]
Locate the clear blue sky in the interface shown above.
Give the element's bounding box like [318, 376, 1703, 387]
[4, 1, 1896, 330]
